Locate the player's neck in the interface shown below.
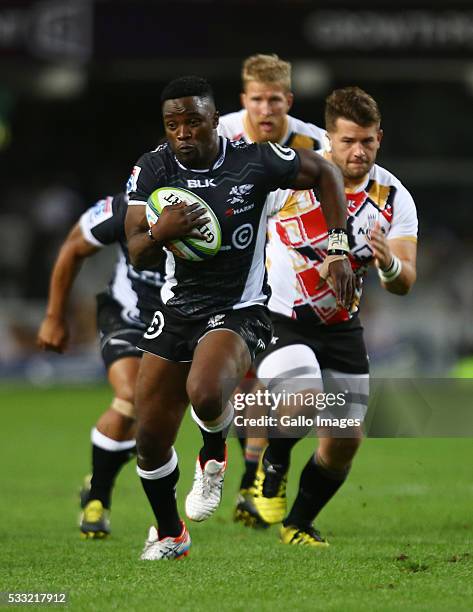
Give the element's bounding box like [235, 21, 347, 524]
[343, 175, 369, 192]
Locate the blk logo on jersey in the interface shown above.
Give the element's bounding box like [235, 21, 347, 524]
[187, 179, 216, 188]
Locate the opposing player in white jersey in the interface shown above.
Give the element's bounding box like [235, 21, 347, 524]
[218, 54, 329, 519]
[248, 87, 418, 546]
[37, 193, 164, 539]
[219, 53, 325, 151]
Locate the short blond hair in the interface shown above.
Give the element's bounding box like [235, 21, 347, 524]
[242, 54, 292, 91]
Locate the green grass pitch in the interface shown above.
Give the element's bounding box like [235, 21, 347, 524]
[1, 384, 472, 611]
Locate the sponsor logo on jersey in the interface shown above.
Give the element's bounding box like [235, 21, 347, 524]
[268, 142, 296, 161]
[232, 223, 254, 250]
[187, 178, 216, 188]
[225, 203, 255, 217]
[126, 166, 141, 194]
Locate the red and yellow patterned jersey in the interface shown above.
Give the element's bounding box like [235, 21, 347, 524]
[265, 162, 418, 325]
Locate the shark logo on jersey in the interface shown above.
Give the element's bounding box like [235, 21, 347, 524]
[207, 314, 225, 328]
[226, 184, 254, 205]
[268, 142, 296, 161]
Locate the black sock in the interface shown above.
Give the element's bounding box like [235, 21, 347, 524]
[199, 427, 226, 465]
[284, 455, 348, 529]
[239, 460, 258, 490]
[265, 437, 300, 471]
[89, 444, 135, 509]
[140, 464, 181, 538]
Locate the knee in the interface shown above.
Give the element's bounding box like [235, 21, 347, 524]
[115, 383, 135, 404]
[187, 378, 222, 421]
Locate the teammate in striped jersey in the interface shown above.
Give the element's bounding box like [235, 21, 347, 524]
[37, 193, 164, 539]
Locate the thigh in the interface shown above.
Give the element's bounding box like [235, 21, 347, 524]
[187, 306, 272, 401]
[107, 356, 141, 403]
[188, 329, 251, 405]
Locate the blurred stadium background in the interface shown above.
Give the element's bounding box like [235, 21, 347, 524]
[0, 0, 472, 383]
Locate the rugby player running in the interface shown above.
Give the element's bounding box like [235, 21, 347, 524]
[37, 193, 164, 539]
[124, 75, 355, 560]
[250, 87, 418, 546]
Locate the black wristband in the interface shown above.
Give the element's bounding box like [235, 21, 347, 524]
[327, 249, 348, 256]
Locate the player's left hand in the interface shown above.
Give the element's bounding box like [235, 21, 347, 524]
[327, 258, 356, 310]
[369, 222, 392, 270]
[317, 258, 356, 310]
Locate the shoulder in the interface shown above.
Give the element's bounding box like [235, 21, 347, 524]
[369, 163, 415, 206]
[218, 110, 246, 140]
[286, 115, 326, 150]
[136, 143, 172, 170]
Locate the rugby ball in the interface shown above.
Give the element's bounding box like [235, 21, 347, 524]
[146, 187, 221, 261]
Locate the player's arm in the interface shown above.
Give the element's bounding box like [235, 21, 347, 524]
[291, 148, 347, 229]
[289, 148, 355, 309]
[370, 227, 417, 295]
[125, 203, 209, 270]
[125, 154, 210, 269]
[37, 223, 99, 353]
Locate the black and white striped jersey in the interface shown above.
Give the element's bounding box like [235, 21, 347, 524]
[127, 137, 300, 318]
[79, 192, 164, 325]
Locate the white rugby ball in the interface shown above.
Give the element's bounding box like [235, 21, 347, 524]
[146, 187, 222, 261]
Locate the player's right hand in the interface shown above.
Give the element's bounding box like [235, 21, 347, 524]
[37, 315, 69, 353]
[150, 202, 210, 242]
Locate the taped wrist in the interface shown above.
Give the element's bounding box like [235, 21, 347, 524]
[327, 228, 350, 256]
[378, 255, 402, 282]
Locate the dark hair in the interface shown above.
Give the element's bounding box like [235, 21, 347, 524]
[325, 86, 381, 131]
[160, 75, 215, 104]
